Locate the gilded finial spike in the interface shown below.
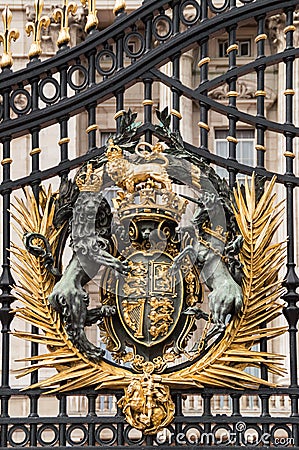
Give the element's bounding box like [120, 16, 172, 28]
[0, 5, 20, 69]
[25, 0, 50, 60]
[80, 0, 98, 33]
[53, 0, 78, 48]
[113, 0, 126, 16]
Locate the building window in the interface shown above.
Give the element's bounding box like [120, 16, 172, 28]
[214, 129, 255, 182]
[218, 39, 251, 57]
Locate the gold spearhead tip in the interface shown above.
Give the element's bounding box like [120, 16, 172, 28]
[2, 6, 12, 27]
[0, 5, 20, 68]
[113, 0, 126, 15]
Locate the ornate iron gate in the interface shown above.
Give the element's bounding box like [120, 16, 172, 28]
[1, 0, 299, 447]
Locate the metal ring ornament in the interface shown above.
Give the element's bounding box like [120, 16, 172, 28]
[10, 88, 32, 115]
[179, 0, 201, 26]
[37, 424, 59, 446]
[181, 424, 205, 445]
[211, 424, 234, 446]
[152, 14, 173, 42]
[95, 425, 117, 445]
[124, 425, 145, 445]
[270, 425, 293, 447]
[66, 424, 88, 446]
[154, 424, 175, 445]
[240, 424, 263, 446]
[67, 65, 88, 92]
[8, 425, 30, 447]
[95, 49, 117, 76]
[124, 32, 145, 58]
[207, 0, 229, 13]
[39, 78, 60, 105]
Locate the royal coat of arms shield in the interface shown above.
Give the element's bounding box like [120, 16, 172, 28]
[12, 110, 286, 434]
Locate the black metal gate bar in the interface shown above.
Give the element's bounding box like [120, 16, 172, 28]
[255, 14, 266, 168]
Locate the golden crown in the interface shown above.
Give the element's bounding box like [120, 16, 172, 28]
[76, 163, 103, 192]
[113, 178, 188, 224]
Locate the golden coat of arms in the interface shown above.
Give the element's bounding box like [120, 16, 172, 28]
[12, 110, 286, 434]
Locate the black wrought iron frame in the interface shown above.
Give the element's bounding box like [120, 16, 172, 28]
[1, 0, 299, 447]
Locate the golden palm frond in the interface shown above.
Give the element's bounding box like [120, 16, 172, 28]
[167, 175, 286, 388]
[12, 187, 132, 391]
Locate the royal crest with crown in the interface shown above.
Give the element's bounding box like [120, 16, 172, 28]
[76, 138, 202, 367]
[15, 110, 286, 435]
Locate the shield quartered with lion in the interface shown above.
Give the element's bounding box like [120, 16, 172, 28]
[116, 251, 183, 347]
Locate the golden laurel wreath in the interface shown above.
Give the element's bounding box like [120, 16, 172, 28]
[11, 175, 286, 430]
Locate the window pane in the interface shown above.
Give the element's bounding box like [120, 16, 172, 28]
[215, 140, 229, 179]
[238, 140, 254, 165]
[214, 130, 255, 182]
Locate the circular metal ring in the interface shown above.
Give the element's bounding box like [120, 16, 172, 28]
[66, 424, 88, 446]
[10, 88, 32, 115]
[270, 425, 292, 447]
[95, 49, 117, 76]
[37, 424, 59, 446]
[68, 65, 88, 92]
[182, 424, 205, 445]
[208, 0, 229, 13]
[152, 14, 173, 41]
[124, 32, 145, 58]
[212, 424, 233, 446]
[240, 424, 262, 446]
[95, 424, 117, 445]
[8, 425, 30, 447]
[179, 0, 201, 26]
[39, 77, 60, 105]
[153, 425, 175, 446]
[124, 425, 145, 445]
